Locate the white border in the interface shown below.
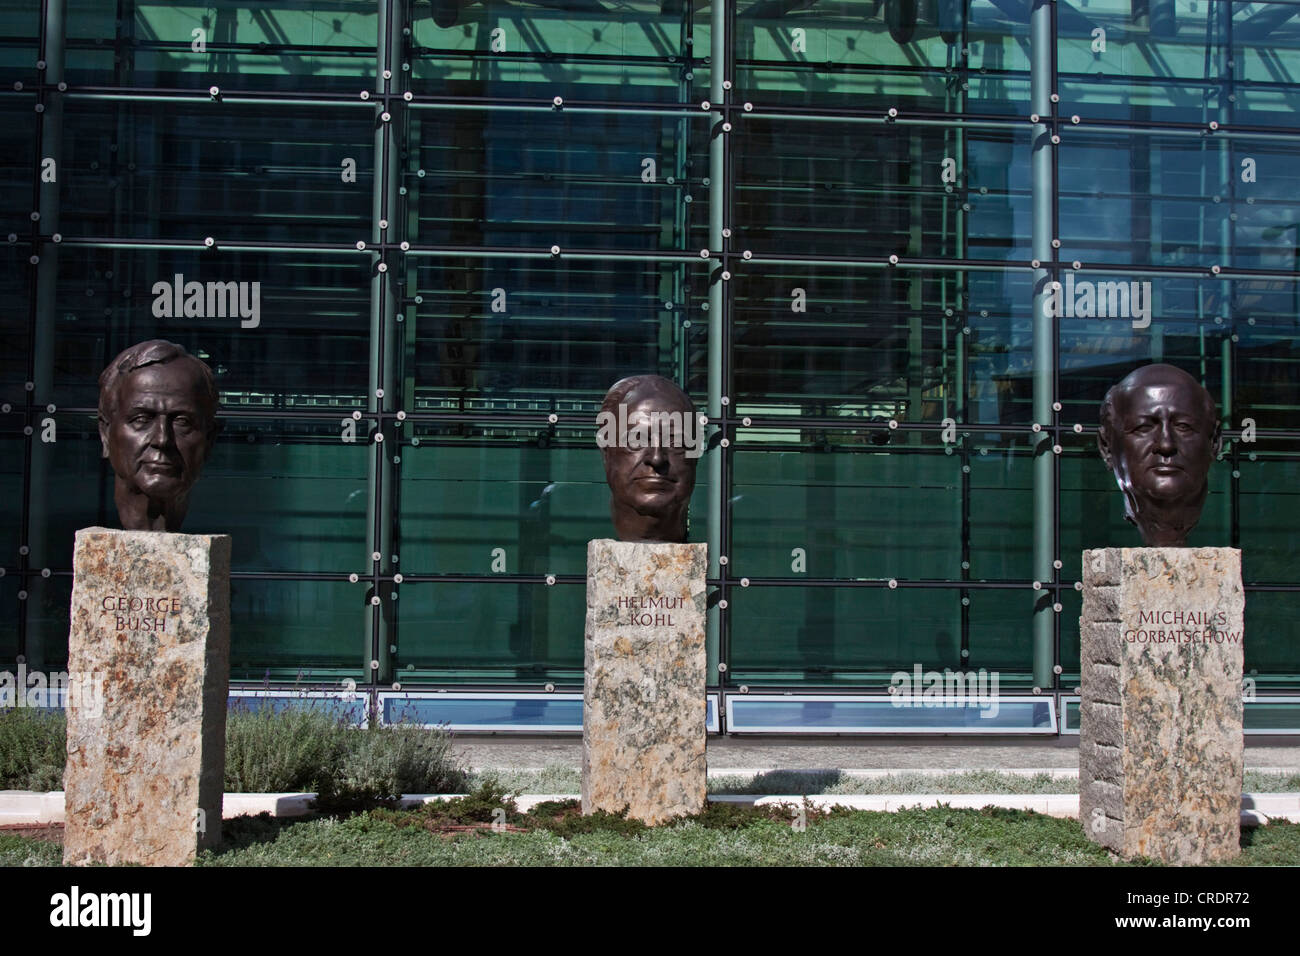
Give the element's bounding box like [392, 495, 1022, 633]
[724, 694, 1058, 734]
[375, 691, 722, 733]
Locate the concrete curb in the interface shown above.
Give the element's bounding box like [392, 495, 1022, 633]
[4, 790, 1297, 826]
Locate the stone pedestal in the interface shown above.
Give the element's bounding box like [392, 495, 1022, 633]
[582, 539, 707, 824]
[63, 528, 231, 866]
[1079, 547, 1244, 864]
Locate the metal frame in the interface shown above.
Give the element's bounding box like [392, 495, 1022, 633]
[5, 1, 1300, 734]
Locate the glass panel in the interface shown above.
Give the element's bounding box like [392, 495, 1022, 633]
[730, 426, 1034, 581]
[727, 585, 965, 685]
[228, 578, 366, 680]
[66, 0, 377, 92]
[0, 432, 20, 564]
[732, 266, 1036, 424]
[0, 0, 41, 86]
[735, 0, 1030, 114]
[1239, 446, 1300, 583]
[733, 122, 1029, 261]
[0, 577, 17, 668]
[1059, 131, 1300, 269]
[48, 248, 371, 410]
[0, 96, 35, 232]
[394, 581, 583, 682]
[1244, 591, 1300, 680]
[402, 257, 709, 409]
[1057, 0, 1224, 124]
[410, 0, 708, 103]
[1232, 0, 1300, 128]
[407, 107, 709, 251]
[60, 101, 374, 243]
[24, 574, 71, 673]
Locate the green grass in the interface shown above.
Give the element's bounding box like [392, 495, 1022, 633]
[6, 779, 1296, 867]
[185, 807, 1297, 867]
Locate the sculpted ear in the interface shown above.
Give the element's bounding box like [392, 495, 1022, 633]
[1210, 418, 1223, 460]
[98, 416, 110, 459]
[1096, 425, 1115, 470]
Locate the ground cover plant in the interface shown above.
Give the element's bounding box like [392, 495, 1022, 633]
[3, 781, 1296, 867]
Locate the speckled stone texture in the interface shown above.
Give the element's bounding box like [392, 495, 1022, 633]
[1080, 547, 1244, 864]
[583, 539, 707, 824]
[63, 527, 231, 866]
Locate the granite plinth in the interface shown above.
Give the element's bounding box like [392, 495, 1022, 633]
[63, 527, 231, 866]
[582, 539, 707, 824]
[1080, 547, 1244, 864]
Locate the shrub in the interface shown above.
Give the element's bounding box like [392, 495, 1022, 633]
[314, 722, 468, 814]
[0, 708, 66, 791]
[4, 702, 467, 810]
[223, 705, 349, 794]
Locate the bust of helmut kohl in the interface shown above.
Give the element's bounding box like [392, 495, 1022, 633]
[98, 340, 221, 532]
[596, 375, 702, 544]
[1096, 363, 1222, 547]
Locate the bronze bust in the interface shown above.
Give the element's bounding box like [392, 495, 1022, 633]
[596, 375, 701, 543]
[98, 340, 221, 532]
[1097, 363, 1222, 547]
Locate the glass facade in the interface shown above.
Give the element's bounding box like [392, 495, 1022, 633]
[3, 0, 1300, 728]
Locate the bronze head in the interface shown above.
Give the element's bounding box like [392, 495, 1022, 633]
[1097, 363, 1222, 547]
[596, 375, 701, 543]
[98, 340, 221, 532]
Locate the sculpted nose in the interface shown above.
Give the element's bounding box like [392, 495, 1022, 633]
[1154, 420, 1177, 456]
[146, 417, 175, 448]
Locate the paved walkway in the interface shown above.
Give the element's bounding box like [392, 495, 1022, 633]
[454, 735, 1300, 772]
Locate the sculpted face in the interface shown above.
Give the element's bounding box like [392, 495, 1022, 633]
[99, 342, 219, 532]
[599, 376, 699, 543]
[1098, 364, 1221, 547]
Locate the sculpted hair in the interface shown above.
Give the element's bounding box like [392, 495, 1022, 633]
[98, 340, 220, 430]
[598, 375, 695, 425]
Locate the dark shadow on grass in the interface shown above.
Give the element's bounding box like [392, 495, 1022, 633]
[709, 769, 844, 795]
[207, 812, 319, 857]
